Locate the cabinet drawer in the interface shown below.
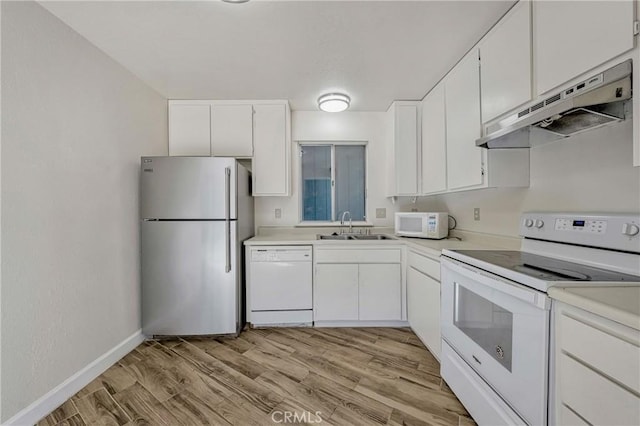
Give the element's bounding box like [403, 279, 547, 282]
[560, 404, 588, 426]
[561, 354, 640, 426]
[315, 248, 401, 264]
[560, 313, 640, 393]
[408, 250, 440, 280]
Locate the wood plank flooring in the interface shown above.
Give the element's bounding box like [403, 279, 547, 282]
[37, 328, 475, 426]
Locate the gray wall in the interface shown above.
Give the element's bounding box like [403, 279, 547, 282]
[402, 120, 640, 236]
[1, 2, 167, 421]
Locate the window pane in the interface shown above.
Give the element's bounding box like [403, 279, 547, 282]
[335, 145, 365, 221]
[301, 146, 332, 221]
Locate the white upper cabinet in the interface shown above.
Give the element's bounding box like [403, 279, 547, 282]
[253, 104, 290, 196]
[480, 1, 532, 122]
[534, 0, 635, 96]
[211, 104, 254, 157]
[388, 102, 420, 196]
[168, 100, 292, 194]
[446, 49, 484, 191]
[421, 83, 447, 195]
[168, 104, 211, 156]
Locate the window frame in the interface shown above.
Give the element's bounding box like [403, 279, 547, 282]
[297, 140, 369, 226]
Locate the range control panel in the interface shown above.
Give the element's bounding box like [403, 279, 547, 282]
[554, 218, 608, 234]
[520, 213, 640, 253]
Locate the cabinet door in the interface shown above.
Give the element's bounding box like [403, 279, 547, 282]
[421, 83, 447, 194]
[394, 104, 419, 195]
[445, 50, 484, 190]
[168, 104, 211, 156]
[480, 1, 532, 122]
[314, 264, 359, 321]
[534, 1, 634, 96]
[253, 104, 289, 196]
[407, 267, 441, 359]
[211, 104, 253, 157]
[358, 264, 402, 321]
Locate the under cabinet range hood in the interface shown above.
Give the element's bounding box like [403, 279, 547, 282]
[477, 60, 632, 149]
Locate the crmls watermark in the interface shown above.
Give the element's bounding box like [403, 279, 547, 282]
[271, 410, 323, 423]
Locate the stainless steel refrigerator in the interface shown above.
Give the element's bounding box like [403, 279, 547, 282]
[140, 157, 254, 337]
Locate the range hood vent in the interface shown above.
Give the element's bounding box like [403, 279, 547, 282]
[477, 60, 632, 149]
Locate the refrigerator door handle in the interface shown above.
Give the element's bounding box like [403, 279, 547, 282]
[225, 167, 231, 273]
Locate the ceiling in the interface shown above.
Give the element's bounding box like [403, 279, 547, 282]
[41, 0, 516, 111]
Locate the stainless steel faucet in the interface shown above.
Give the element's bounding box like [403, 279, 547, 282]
[340, 211, 353, 234]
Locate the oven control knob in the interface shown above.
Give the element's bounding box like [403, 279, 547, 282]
[622, 223, 640, 236]
[524, 219, 534, 228]
[535, 220, 544, 229]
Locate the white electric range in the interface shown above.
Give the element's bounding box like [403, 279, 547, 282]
[440, 212, 640, 426]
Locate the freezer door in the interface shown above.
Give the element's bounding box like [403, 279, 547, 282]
[142, 220, 238, 336]
[140, 157, 237, 219]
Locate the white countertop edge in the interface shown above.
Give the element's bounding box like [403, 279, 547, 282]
[549, 286, 640, 332]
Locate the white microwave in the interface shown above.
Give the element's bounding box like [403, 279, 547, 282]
[395, 212, 449, 239]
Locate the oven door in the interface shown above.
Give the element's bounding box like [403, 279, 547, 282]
[441, 257, 550, 426]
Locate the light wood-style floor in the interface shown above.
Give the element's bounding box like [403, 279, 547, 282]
[37, 327, 475, 426]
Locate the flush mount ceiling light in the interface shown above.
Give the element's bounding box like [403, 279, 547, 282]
[221, 0, 250, 3]
[318, 93, 350, 113]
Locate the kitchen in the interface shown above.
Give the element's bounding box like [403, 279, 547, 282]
[2, 1, 640, 425]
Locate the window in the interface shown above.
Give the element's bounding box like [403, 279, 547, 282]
[300, 143, 366, 222]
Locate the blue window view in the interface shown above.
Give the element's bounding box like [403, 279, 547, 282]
[335, 145, 365, 221]
[301, 144, 366, 222]
[301, 146, 332, 221]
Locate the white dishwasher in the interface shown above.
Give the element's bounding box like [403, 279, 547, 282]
[248, 246, 313, 326]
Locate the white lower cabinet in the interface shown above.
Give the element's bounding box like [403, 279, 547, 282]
[314, 247, 404, 324]
[359, 264, 402, 321]
[406, 250, 441, 359]
[554, 302, 640, 425]
[314, 264, 359, 321]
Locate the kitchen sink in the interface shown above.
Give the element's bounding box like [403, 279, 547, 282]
[350, 235, 394, 240]
[317, 234, 353, 240]
[316, 234, 395, 241]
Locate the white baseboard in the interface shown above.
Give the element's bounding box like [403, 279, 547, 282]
[4, 329, 145, 426]
[313, 320, 410, 328]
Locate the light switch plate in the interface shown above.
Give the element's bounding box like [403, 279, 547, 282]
[376, 208, 386, 219]
[275, 208, 282, 219]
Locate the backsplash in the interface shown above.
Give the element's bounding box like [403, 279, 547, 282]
[400, 119, 640, 237]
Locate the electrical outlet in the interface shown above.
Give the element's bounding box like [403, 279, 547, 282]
[375, 208, 386, 219]
[474, 208, 480, 221]
[275, 208, 282, 219]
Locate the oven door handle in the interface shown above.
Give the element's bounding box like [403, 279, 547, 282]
[441, 257, 550, 310]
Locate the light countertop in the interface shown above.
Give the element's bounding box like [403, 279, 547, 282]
[244, 228, 521, 260]
[549, 286, 640, 331]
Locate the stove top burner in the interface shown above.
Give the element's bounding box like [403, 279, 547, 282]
[452, 250, 640, 282]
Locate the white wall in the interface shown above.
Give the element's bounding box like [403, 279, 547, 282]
[1, 2, 167, 421]
[400, 120, 640, 237]
[255, 111, 397, 228]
